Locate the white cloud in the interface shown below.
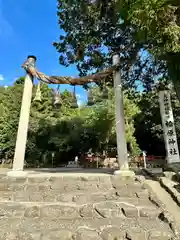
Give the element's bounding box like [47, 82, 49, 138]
[76, 94, 83, 106]
[76, 94, 81, 99]
[0, 74, 4, 81]
[77, 99, 83, 106]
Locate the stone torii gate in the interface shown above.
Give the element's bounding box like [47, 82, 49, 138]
[7, 55, 134, 178]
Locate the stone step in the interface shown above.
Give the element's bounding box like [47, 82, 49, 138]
[0, 176, 150, 203]
[0, 200, 161, 220]
[0, 175, 141, 191]
[0, 217, 175, 240]
[0, 188, 153, 203]
[0, 174, 177, 239]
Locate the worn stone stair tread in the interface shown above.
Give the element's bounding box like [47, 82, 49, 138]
[0, 222, 176, 240]
[0, 199, 161, 223]
[0, 174, 179, 239]
[0, 217, 173, 232]
[0, 198, 158, 205]
[0, 185, 152, 204]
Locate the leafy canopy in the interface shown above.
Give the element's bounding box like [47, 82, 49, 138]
[54, 0, 180, 96]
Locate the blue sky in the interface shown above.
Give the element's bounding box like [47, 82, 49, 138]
[0, 0, 87, 105]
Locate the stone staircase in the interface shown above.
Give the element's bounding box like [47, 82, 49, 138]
[0, 173, 177, 239]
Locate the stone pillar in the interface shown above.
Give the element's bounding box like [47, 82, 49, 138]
[7, 56, 36, 177]
[159, 90, 180, 164]
[112, 53, 134, 177]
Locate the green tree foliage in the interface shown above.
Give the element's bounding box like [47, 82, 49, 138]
[54, 0, 168, 91]
[54, 0, 180, 97]
[125, 0, 180, 100]
[0, 84, 23, 158]
[0, 78, 140, 167]
[134, 79, 180, 155]
[2, 77, 180, 164]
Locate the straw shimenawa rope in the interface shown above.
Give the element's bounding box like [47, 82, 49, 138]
[22, 58, 119, 85]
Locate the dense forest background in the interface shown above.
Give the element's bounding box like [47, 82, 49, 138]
[1, 77, 180, 167]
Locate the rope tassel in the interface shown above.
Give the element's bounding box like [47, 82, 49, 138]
[54, 86, 62, 106]
[87, 88, 94, 106]
[33, 82, 42, 102]
[102, 84, 109, 99]
[71, 86, 78, 109]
